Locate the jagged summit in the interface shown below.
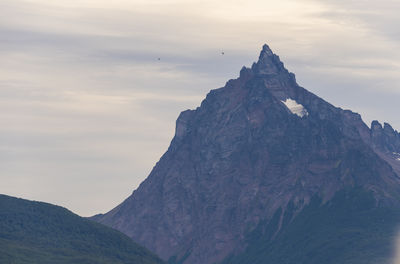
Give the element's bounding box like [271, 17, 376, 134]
[261, 43, 274, 56]
[250, 44, 287, 76]
[94, 44, 400, 264]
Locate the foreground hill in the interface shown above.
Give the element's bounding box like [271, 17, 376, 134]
[0, 194, 164, 264]
[94, 44, 400, 264]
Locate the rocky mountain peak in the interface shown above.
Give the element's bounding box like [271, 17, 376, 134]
[261, 43, 274, 56]
[95, 44, 400, 264]
[251, 44, 288, 76]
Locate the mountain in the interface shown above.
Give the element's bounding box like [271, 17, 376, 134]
[94, 44, 400, 264]
[0, 194, 164, 264]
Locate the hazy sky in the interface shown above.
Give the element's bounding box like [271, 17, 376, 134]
[1, 0, 399, 216]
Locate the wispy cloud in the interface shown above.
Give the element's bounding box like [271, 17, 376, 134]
[1, 0, 399, 215]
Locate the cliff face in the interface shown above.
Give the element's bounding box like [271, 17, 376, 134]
[95, 45, 400, 264]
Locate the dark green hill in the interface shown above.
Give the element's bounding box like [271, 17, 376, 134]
[0, 194, 164, 264]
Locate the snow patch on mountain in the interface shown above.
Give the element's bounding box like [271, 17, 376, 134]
[281, 98, 309, 118]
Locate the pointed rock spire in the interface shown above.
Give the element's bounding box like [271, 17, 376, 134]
[371, 120, 383, 131]
[260, 44, 274, 57]
[252, 44, 287, 75]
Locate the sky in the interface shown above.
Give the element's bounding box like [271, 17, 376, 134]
[1, 0, 400, 216]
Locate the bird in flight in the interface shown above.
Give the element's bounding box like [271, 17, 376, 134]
[221, 51, 225, 55]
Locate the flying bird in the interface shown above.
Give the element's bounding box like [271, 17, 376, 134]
[221, 51, 225, 55]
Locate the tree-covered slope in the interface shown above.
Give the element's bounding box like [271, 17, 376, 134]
[0, 194, 164, 264]
[222, 188, 400, 264]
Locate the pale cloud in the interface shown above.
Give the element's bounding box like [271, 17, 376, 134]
[0, 0, 399, 216]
